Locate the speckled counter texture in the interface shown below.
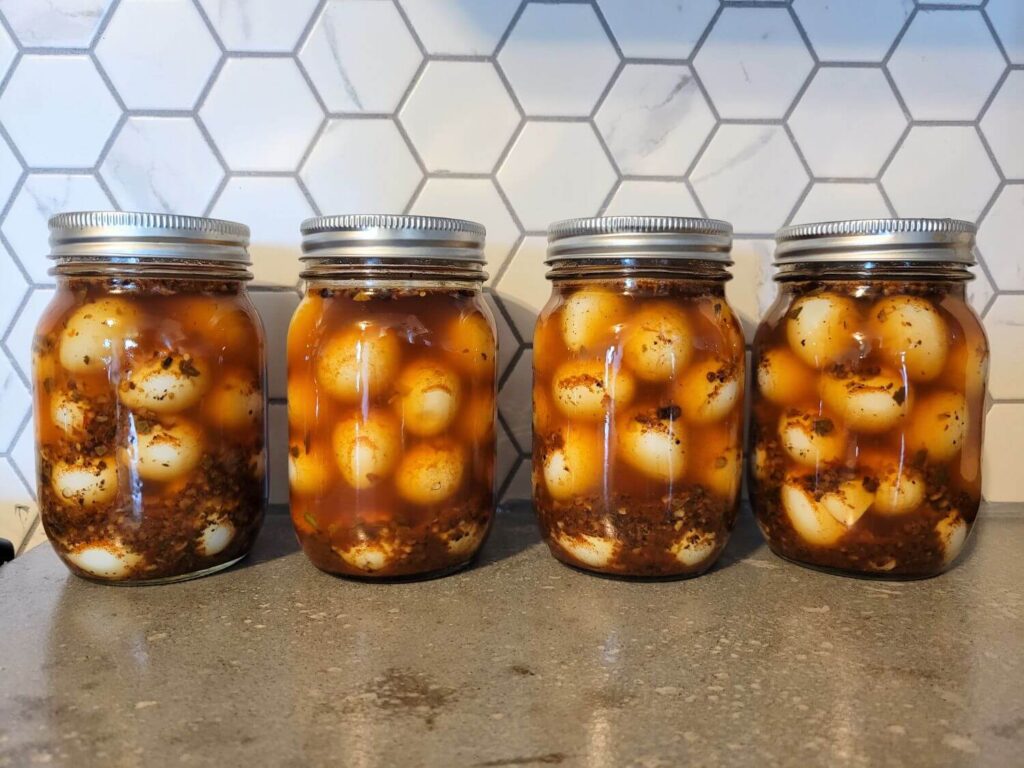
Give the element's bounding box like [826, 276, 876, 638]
[2, 504, 1022, 768]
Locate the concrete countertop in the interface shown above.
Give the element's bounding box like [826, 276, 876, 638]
[2, 504, 1022, 768]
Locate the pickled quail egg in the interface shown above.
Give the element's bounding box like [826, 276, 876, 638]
[289, 444, 333, 496]
[58, 298, 140, 374]
[51, 458, 118, 508]
[444, 521, 486, 558]
[288, 375, 318, 428]
[942, 338, 988, 402]
[333, 410, 400, 490]
[203, 370, 261, 431]
[542, 430, 603, 501]
[756, 347, 815, 406]
[786, 293, 859, 369]
[935, 513, 968, 567]
[65, 540, 142, 580]
[671, 531, 717, 568]
[691, 429, 741, 500]
[119, 353, 209, 414]
[871, 295, 948, 382]
[675, 358, 741, 424]
[906, 390, 967, 462]
[179, 297, 256, 352]
[781, 478, 848, 546]
[395, 361, 462, 436]
[555, 532, 618, 569]
[819, 479, 875, 527]
[198, 519, 235, 557]
[134, 420, 203, 482]
[395, 442, 465, 505]
[621, 304, 692, 382]
[316, 325, 401, 402]
[821, 367, 910, 433]
[552, 359, 635, 420]
[778, 409, 846, 468]
[446, 312, 496, 376]
[616, 406, 687, 483]
[872, 466, 925, 516]
[50, 392, 89, 436]
[560, 289, 627, 352]
[695, 298, 745, 354]
[337, 538, 397, 573]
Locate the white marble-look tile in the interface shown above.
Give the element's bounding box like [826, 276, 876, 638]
[0, 22, 16, 81]
[0, 55, 120, 169]
[409, 178, 520, 281]
[498, 3, 618, 118]
[496, 416, 520, 500]
[197, 0, 320, 52]
[497, 122, 616, 232]
[397, 0, 519, 56]
[603, 180, 701, 218]
[300, 118, 421, 215]
[499, 347, 531, 452]
[400, 61, 519, 175]
[986, 0, 1024, 65]
[4, 287, 54, 379]
[100, 117, 224, 214]
[596, 64, 714, 176]
[727, 238, 775, 340]
[793, 0, 912, 63]
[0, 0, 112, 47]
[0, 135, 22, 209]
[501, 459, 531, 503]
[200, 58, 323, 172]
[888, 9, 1005, 121]
[19, 520, 48, 554]
[493, 235, 547, 341]
[881, 126, 998, 220]
[2, 174, 112, 283]
[691, 125, 809, 234]
[0, 458, 35, 550]
[10, 415, 35, 499]
[484, 292, 518, 381]
[0, 244, 28, 338]
[983, 404, 1024, 501]
[981, 71, 1024, 180]
[210, 176, 313, 288]
[597, 0, 717, 60]
[299, 0, 422, 114]
[250, 289, 298, 400]
[983, 294, 1024, 400]
[96, 0, 220, 110]
[267, 402, 288, 505]
[790, 182, 891, 224]
[0, 351, 29, 451]
[977, 184, 1024, 291]
[694, 7, 813, 120]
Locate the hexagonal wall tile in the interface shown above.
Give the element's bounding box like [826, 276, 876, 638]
[595, 64, 714, 176]
[0, 22, 16, 81]
[409, 178, 519, 281]
[250, 290, 298, 399]
[691, 125, 809, 234]
[197, 0, 321, 52]
[500, 347, 532, 451]
[981, 71, 1024, 180]
[0, 134, 22, 207]
[10, 417, 36, 501]
[983, 404, 1024, 501]
[0, 55, 120, 169]
[986, 0, 1024, 65]
[501, 460, 531, 503]
[789, 68, 907, 179]
[727, 238, 775, 339]
[267, 402, 288, 504]
[209, 177, 314, 288]
[0, 352, 29, 451]
[400, 61, 519, 175]
[967, 263, 994, 315]
[4, 287, 53, 379]
[497, 122, 616, 232]
[101, 117, 223, 214]
[792, 0, 911, 63]
[484, 293, 519, 380]
[597, 0, 717, 60]
[397, 0, 520, 56]
[299, 0, 422, 114]
[301, 118, 421, 215]
[791, 182, 891, 224]
[984, 294, 1024, 400]
[201, 58, 323, 173]
[96, 0, 220, 110]
[498, 3, 618, 118]
[881, 126, 998, 220]
[0, 0, 113, 47]
[3, 174, 112, 283]
[496, 416, 520, 501]
[694, 7, 813, 120]
[603, 181, 701, 218]
[494, 235, 547, 340]
[888, 10, 1005, 121]
[0, 244, 28, 335]
[977, 185, 1024, 290]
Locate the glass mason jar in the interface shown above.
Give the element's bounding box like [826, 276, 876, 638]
[750, 219, 988, 578]
[533, 217, 744, 578]
[288, 215, 497, 579]
[33, 212, 267, 584]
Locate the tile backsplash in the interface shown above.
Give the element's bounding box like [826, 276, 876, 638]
[0, 0, 1022, 533]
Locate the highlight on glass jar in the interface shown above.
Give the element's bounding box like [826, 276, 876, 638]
[533, 216, 744, 578]
[33, 212, 267, 584]
[750, 219, 989, 578]
[288, 215, 497, 579]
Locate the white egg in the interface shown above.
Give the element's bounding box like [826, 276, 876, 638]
[906, 391, 967, 462]
[445, 312, 496, 376]
[134, 420, 203, 482]
[51, 458, 118, 508]
[337, 540, 397, 573]
[786, 293, 859, 369]
[316, 325, 401, 402]
[821, 367, 910, 433]
[751, 443, 770, 483]
[204, 371, 262, 431]
[871, 466, 925, 516]
[781, 478, 848, 547]
[333, 410, 400, 490]
[395, 442, 465, 505]
[50, 392, 89, 436]
[289, 444, 333, 496]
[756, 347, 815, 406]
[935, 514, 968, 567]
[616, 407, 686, 483]
[693, 440, 741, 501]
[65, 541, 142, 580]
[871, 295, 948, 382]
[542, 430, 603, 501]
[621, 304, 692, 382]
[819, 479, 875, 527]
[119, 353, 209, 414]
[199, 520, 235, 557]
[778, 409, 847, 468]
[671, 531, 718, 568]
[675, 358, 741, 424]
[444, 521, 486, 558]
[554, 532, 618, 569]
[58, 298, 140, 374]
[552, 359, 635, 420]
[560, 289, 627, 352]
[395, 361, 461, 437]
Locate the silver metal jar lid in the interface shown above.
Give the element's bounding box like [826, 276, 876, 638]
[300, 214, 486, 263]
[48, 211, 251, 264]
[546, 216, 733, 263]
[775, 218, 976, 264]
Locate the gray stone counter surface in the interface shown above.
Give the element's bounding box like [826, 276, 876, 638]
[1, 505, 1022, 768]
